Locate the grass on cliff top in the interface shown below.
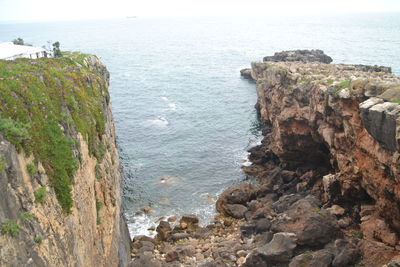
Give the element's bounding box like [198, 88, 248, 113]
[0, 54, 108, 213]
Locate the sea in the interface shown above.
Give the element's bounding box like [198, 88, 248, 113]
[1, 13, 399, 237]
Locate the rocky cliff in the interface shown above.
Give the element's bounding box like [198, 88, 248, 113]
[240, 50, 400, 266]
[0, 53, 131, 266]
[122, 51, 400, 267]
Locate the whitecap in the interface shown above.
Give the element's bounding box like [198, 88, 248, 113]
[146, 116, 169, 127]
[168, 103, 177, 110]
[161, 96, 168, 101]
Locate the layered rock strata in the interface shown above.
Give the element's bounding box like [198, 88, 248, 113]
[0, 54, 130, 266]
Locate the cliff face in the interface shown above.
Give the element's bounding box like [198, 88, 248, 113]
[242, 57, 400, 265]
[0, 54, 130, 266]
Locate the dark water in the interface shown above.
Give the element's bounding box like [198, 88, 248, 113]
[1, 13, 399, 236]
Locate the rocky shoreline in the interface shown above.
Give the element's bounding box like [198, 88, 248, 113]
[128, 50, 400, 267]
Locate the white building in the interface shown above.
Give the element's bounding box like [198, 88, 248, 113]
[0, 42, 53, 60]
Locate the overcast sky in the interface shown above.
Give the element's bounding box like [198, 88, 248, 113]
[1, 0, 399, 22]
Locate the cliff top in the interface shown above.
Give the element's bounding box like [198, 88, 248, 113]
[0, 53, 109, 212]
[251, 61, 400, 103]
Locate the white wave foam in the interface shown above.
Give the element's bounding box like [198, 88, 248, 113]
[161, 96, 168, 101]
[128, 214, 157, 238]
[146, 116, 169, 127]
[168, 103, 177, 110]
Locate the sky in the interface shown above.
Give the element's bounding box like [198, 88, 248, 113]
[0, 0, 399, 22]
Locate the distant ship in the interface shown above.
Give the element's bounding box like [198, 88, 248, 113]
[126, 16, 137, 19]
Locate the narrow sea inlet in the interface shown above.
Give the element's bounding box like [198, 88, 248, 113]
[1, 14, 399, 238]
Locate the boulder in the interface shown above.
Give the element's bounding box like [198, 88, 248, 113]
[271, 197, 340, 247]
[165, 245, 196, 262]
[255, 218, 271, 234]
[263, 49, 333, 64]
[332, 239, 360, 267]
[179, 214, 199, 229]
[128, 254, 161, 267]
[289, 249, 334, 267]
[225, 204, 248, 219]
[216, 184, 254, 216]
[156, 221, 171, 241]
[257, 232, 297, 262]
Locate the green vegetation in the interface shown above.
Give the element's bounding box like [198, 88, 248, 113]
[12, 38, 32, 46]
[19, 212, 33, 221]
[34, 186, 47, 203]
[0, 219, 19, 237]
[0, 118, 30, 152]
[314, 208, 327, 217]
[393, 99, 400, 104]
[34, 236, 43, 244]
[52, 41, 62, 58]
[0, 54, 108, 213]
[0, 156, 6, 171]
[95, 198, 103, 225]
[94, 141, 107, 162]
[337, 80, 351, 89]
[95, 164, 102, 179]
[352, 230, 364, 239]
[26, 163, 37, 176]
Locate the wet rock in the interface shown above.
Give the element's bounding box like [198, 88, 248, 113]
[225, 204, 248, 219]
[156, 221, 172, 241]
[257, 232, 297, 262]
[141, 206, 152, 214]
[263, 49, 333, 64]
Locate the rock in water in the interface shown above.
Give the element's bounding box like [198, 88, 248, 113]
[263, 49, 333, 63]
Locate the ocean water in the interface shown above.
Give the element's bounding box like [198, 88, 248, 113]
[1, 14, 399, 236]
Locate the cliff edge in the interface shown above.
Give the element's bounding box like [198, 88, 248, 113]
[0, 53, 130, 266]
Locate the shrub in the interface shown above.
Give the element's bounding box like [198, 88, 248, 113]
[0, 118, 30, 151]
[95, 198, 103, 225]
[34, 187, 47, 203]
[0, 220, 19, 237]
[95, 164, 102, 179]
[20, 212, 33, 221]
[26, 163, 37, 176]
[34, 236, 43, 244]
[94, 142, 107, 162]
[0, 157, 6, 171]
